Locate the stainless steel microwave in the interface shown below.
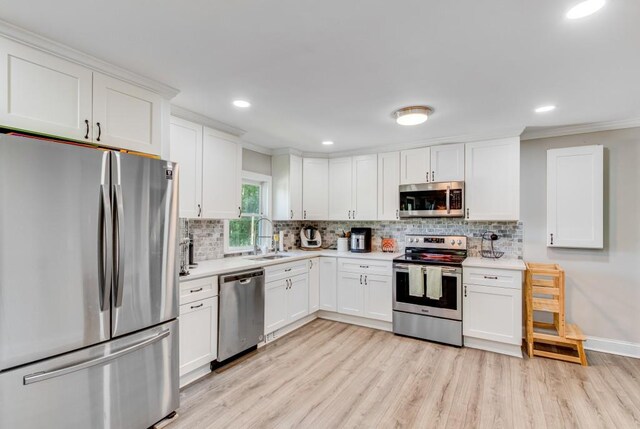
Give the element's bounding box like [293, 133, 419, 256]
[399, 181, 464, 218]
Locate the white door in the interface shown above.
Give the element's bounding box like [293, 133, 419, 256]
[92, 73, 162, 155]
[329, 157, 353, 220]
[319, 257, 337, 311]
[287, 275, 309, 323]
[201, 127, 242, 219]
[0, 38, 93, 142]
[430, 143, 465, 182]
[265, 279, 288, 334]
[178, 297, 218, 376]
[377, 151, 400, 220]
[290, 155, 304, 220]
[352, 154, 378, 220]
[308, 258, 320, 313]
[363, 274, 392, 322]
[465, 137, 520, 221]
[547, 145, 603, 249]
[400, 147, 430, 184]
[463, 284, 521, 345]
[303, 158, 329, 220]
[170, 116, 202, 218]
[337, 272, 364, 317]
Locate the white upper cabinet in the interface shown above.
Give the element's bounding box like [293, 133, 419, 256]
[302, 158, 329, 220]
[465, 137, 520, 221]
[547, 145, 603, 248]
[430, 143, 465, 182]
[400, 147, 430, 184]
[272, 154, 303, 220]
[0, 38, 93, 142]
[352, 154, 378, 220]
[329, 157, 353, 220]
[201, 127, 242, 219]
[377, 151, 400, 220]
[92, 73, 162, 155]
[170, 116, 202, 218]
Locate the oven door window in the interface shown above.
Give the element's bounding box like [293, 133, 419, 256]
[400, 189, 447, 212]
[395, 269, 459, 311]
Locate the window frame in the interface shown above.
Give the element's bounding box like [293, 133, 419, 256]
[223, 171, 272, 254]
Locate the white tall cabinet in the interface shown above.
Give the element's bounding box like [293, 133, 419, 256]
[328, 155, 378, 220]
[302, 158, 329, 220]
[377, 151, 400, 220]
[169, 116, 202, 218]
[465, 137, 520, 221]
[272, 154, 303, 220]
[547, 145, 603, 248]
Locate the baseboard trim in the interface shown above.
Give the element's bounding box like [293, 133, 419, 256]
[584, 336, 640, 359]
[179, 364, 211, 389]
[262, 313, 319, 345]
[317, 311, 392, 332]
[464, 336, 523, 358]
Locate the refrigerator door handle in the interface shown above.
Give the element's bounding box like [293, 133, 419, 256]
[113, 184, 125, 307]
[98, 184, 113, 312]
[22, 329, 170, 385]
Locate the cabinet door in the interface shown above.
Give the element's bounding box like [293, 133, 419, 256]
[337, 272, 364, 317]
[352, 154, 378, 220]
[319, 257, 337, 311]
[463, 284, 521, 345]
[465, 137, 520, 221]
[430, 143, 465, 182]
[265, 279, 288, 334]
[170, 116, 202, 218]
[201, 127, 242, 219]
[302, 158, 329, 220]
[179, 297, 217, 376]
[329, 157, 353, 220]
[400, 147, 430, 184]
[92, 73, 162, 155]
[308, 258, 320, 313]
[290, 155, 303, 220]
[0, 38, 93, 142]
[288, 275, 309, 323]
[547, 145, 603, 249]
[377, 151, 400, 220]
[363, 274, 392, 322]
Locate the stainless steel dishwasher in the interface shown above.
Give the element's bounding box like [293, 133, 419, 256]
[218, 268, 265, 362]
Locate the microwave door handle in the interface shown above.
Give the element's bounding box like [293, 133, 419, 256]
[446, 185, 451, 214]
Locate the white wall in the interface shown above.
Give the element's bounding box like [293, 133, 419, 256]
[243, 148, 271, 176]
[521, 127, 640, 351]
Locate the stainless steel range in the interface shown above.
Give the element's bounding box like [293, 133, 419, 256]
[392, 235, 467, 346]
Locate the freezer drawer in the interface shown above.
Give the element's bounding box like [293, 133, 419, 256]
[0, 320, 179, 429]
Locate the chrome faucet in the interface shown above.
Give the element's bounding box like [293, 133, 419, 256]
[253, 216, 274, 255]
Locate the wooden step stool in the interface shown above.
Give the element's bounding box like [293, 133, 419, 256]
[525, 262, 588, 366]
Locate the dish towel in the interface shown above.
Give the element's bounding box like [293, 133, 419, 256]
[426, 266, 443, 300]
[408, 265, 425, 297]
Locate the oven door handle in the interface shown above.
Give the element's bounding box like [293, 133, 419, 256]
[393, 264, 460, 274]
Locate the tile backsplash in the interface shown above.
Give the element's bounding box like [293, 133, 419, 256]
[183, 218, 524, 262]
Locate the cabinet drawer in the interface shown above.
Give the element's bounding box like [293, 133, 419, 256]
[338, 258, 392, 276]
[463, 267, 522, 290]
[180, 275, 217, 305]
[265, 260, 308, 282]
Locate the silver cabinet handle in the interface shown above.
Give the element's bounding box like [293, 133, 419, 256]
[464, 285, 467, 298]
[98, 183, 113, 312]
[364, 275, 368, 286]
[113, 183, 125, 308]
[396, 209, 399, 219]
[360, 274, 363, 285]
[190, 287, 203, 293]
[290, 210, 293, 219]
[550, 233, 554, 245]
[304, 210, 307, 219]
[190, 303, 203, 309]
[197, 204, 202, 217]
[426, 172, 429, 182]
[432, 170, 435, 182]
[466, 208, 470, 219]
[23, 330, 170, 385]
[348, 210, 351, 219]
[96, 122, 102, 142]
[84, 119, 90, 139]
[238, 206, 242, 218]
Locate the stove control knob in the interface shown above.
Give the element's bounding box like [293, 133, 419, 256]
[408, 238, 413, 243]
[457, 240, 463, 246]
[450, 239, 456, 245]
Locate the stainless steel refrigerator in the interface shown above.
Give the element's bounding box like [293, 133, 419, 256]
[0, 134, 180, 428]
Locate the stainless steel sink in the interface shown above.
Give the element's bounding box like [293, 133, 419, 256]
[251, 254, 291, 261]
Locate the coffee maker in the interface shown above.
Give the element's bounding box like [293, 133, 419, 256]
[350, 228, 372, 253]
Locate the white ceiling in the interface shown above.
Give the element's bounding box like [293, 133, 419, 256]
[1, 1, 639, 153]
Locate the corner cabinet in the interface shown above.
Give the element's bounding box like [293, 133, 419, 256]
[272, 154, 303, 220]
[465, 137, 520, 221]
[547, 145, 603, 249]
[302, 158, 329, 220]
[377, 151, 400, 220]
[0, 37, 165, 155]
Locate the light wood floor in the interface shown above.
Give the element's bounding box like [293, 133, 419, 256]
[168, 319, 640, 429]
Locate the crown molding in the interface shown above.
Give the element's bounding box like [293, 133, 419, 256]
[240, 141, 273, 156]
[521, 117, 640, 141]
[0, 19, 180, 99]
[271, 148, 304, 157]
[171, 105, 246, 137]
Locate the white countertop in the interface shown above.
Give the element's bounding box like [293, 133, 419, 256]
[462, 257, 526, 271]
[181, 250, 402, 281]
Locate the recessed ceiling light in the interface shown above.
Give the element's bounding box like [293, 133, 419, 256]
[322, 141, 334, 146]
[535, 105, 556, 113]
[566, 0, 605, 19]
[393, 106, 433, 126]
[233, 100, 251, 108]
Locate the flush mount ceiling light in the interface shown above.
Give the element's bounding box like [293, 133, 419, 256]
[322, 141, 334, 146]
[393, 106, 433, 126]
[566, 0, 605, 19]
[535, 105, 556, 113]
[233, 100, 251, 108]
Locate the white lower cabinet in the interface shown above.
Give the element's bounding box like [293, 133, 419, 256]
[308, 258, 320, 313]
[179, 296, 218, 376]
[462, 266, 523, 357]
[319, 257, 337, 311]
[363, 274, 392, 322]
[264, 271, 309, 335]
[337, 258, 392, 322]
[337, 272, 365, 317]
[288, 275, 309, 322]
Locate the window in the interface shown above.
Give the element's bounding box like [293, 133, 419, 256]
[224, 171, 272, 253]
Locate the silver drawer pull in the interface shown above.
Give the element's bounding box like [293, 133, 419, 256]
[483, 275, 498, 280]
[190, 287, 203, 293]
